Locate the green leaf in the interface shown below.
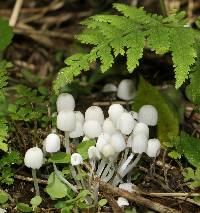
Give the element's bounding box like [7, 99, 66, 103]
[0, 191, 9, 204]
[77, 140, 96, 159]
[17, 203, 32, 212]
[49, 152, 71, 164]
[30, 196, 42, 210]
[0, 18, 13, 52]
[133, 77, 179, 143]
[46, 172, 69, 199]
[183, 167, 200, 189]
[98, 198, 107, 207]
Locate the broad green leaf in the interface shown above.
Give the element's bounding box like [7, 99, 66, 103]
[0, 18, 13, 52]
[17, 203, 32, 212]
[98, 198, 107, 207]
[46, 172, 69, 199]
[77, 140, 96, 159]
[133, 77, 179, 143]
[49, 152, 71, 164]
[0, 191, 9, 204]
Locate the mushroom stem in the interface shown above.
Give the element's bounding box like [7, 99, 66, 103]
[118, 153, 135, 176]
[101, 162, 112, 179]
[89, 160, 96, 177]
[96, 158, 107, 177]
[31, 169, 40, 196]
[64, 131, 70, 153]
[53, 163, 78, 193]
[112, 154, 142, 186]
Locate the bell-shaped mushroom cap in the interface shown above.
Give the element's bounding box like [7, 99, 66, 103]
[75, 111, 84, 124]
[71, 153, 83, 166]
[117, 197, 129, 207]
[119, 183, 135, 193]
[103, 118, 117, 135]
[146, 139, 161, 157]
[96, 133, 110, 152]
[117, 79, 136, 101]
[132, 134, 148, 154]
[69, 121, 84, 138]
[45, 133, 60, 153]
[108, 104, 124, 124]
[110, 132, 126, 152]
[129, 111, 138, 120]
[102, 83, 117, 93]
[133, 122, 149, 138]
[56, 93, 75, 112]
[24, 147, 43, 169]
[88, 146, 101, 160]
[102, 144, 116, 158]
[85, 106, 104, 124]
[57, 110, 76, 132]
[83, 120, 102, 139]
[116, 112, 135, 135]
[138, 105, 158, 126]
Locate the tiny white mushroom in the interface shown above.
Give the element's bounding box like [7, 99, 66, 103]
[138, 105, 158, 126]
[108, 104, 124, 124]
[116, 112, 135, 135]
[102, 83, 117, 93]
[146, 139, 161, 157]
[83, 120, 102, 139]
[85, 106, 104, 124]
[133, 122, 149, 138]
[71, 153, 83, 166]
[117, 197, 129, 207]
[103, 118, 117, 135]
[88, 146, 101, 161]
[132, 134, 148, 154]
[110, 132, 126, 152]
[45, 133, 60, 153]
[69, 121, 84, 138]
[119, 183, 135, 193]
[117, 79, 136, 101]
[24, 147, 43, 196]
[96, 133, 110, 153]
[56, 93, 75, 112]
[75, 111, 84, 124]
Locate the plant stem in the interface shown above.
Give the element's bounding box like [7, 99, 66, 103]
[64, 131, 70, 153]
[31, 169, 40, 196]
[118, 153, 135, 176]
[101, 162, 112, 179]
[96, 158, 107, 177]
[53, 163, 78, 193]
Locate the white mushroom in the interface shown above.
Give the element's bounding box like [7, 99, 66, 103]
[96, 133, 110, 153]
[83, 120, 102, 139]
[24, 147, 43, 196]
[110, 132, 126, 153]
[117, 197, 129, 207]
[103, 118, 117, 135]
[117, 79, 136, 101]
[71, 153, 83, 166]
[85, 106, 104, 124]
[69, 121, 84, 138]
[138, 105, 158, 126]
[102, 83, 117, 93]
[133, 122, 149, 138]
[102, 144, 116, 158]
[45, 133, 60, 153]
[56, 93, 75, 112]
[146, 139, 161, 158]
[108, 104, 124, 124]
[132, 134, 148, 154]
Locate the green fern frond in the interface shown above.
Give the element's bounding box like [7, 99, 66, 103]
[0, 119, 8, 152]
[170, 28, 197, 88]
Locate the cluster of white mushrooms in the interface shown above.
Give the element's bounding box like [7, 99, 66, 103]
[24, 79, 161, 208]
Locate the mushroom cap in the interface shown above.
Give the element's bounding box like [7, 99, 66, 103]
[24, 147, 43, 169]
[102, 144, 116, 158]
[83, 120, 102, 139]
[133, 122, 149, 138]
[88, 146, 101, 160]
[69, 121, 84, 138]
[85, 106, 104, 124]
[96, 133, 110, 152]
[110, 132, 126, 152]
[146, 139, 161, 157]
[103, 118, 117, 135]
[56, 93, 75, 112]
[102, 83, 117, 93]
[132, 134, 148, 154]
[108, 104, 125, 124]
[127, 134, 133, 148]
[45, 133, 60, 153]
[57, 110, 76, 132]
[138, 105, 158, 126]
[116, 112, 135, 135]
[129, 111, 138, 120]
[119, 183, 135, 193]
[117, 79, 136, 101]
[117, 197, 129, 207]
[71, 153, 83, 166]
[75, 111, 84, 124]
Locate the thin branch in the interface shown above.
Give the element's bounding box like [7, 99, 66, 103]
[9, 0, 24, 27]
